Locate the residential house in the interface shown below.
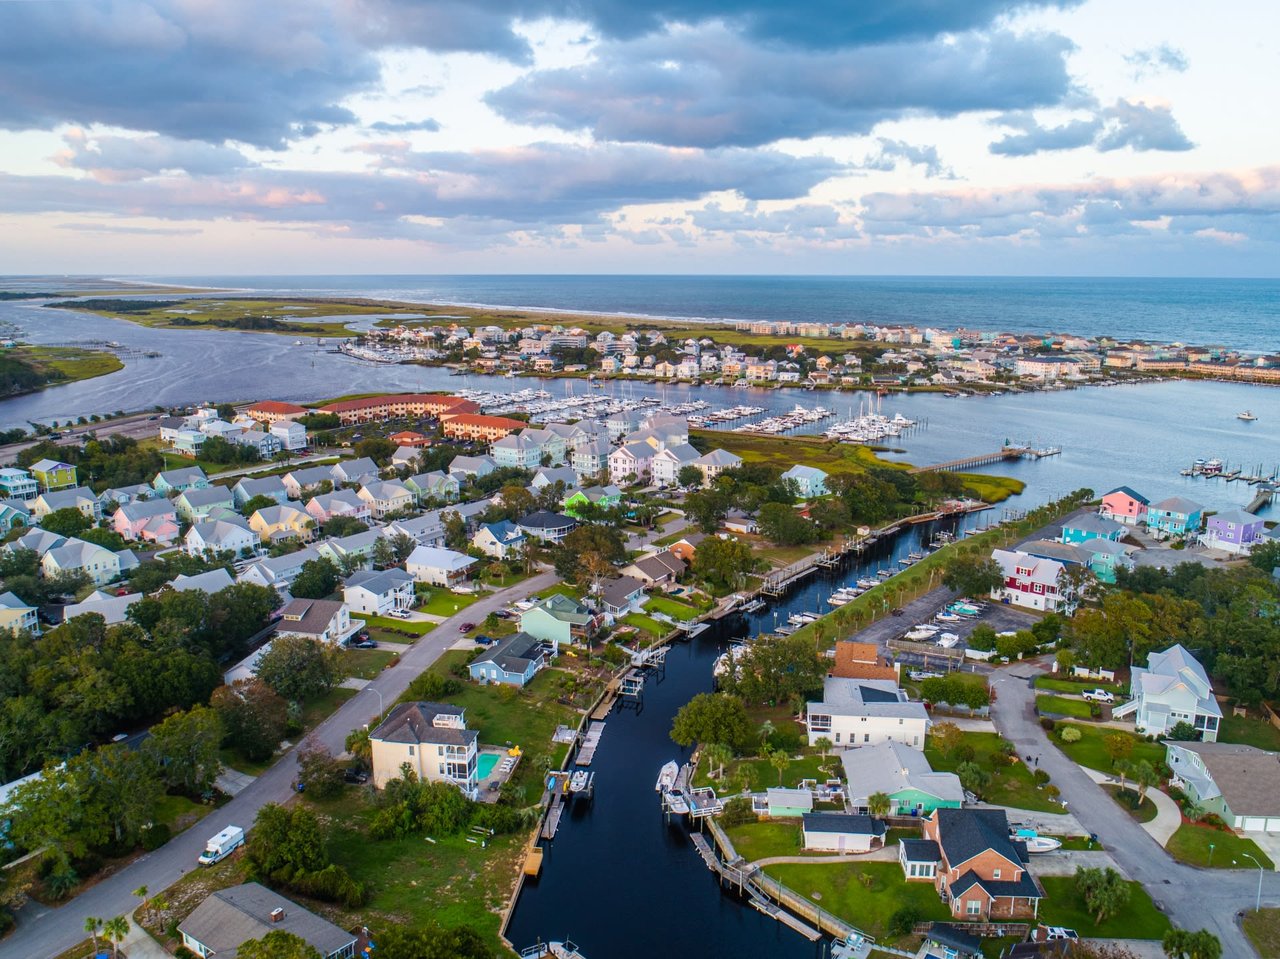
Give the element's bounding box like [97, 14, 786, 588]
[231, 475, 289, 508]
[841, 741, 964, 816]
[314, 530, 381, 571]
[472, 520, 526, 559]
[282, 465, 334, 499]
[174, 486, 235, 522]
[390, 445, 420, 470]
[693, 449, 743, 486]
[1099, 486, 1149, 525]
[275, 597, 358, 645]
[1145, 495, 1204, 537]
[384, 512, 446, 548]
[41, 538, 138, 586]
[405, 545, 476, 586]
[902, 808, 1042, 920]
[667, 532, 705, 565]
[112, 499, 180, 545]
[723, 509, 758, 534]
[248, 504, 313, 543]
[1201, 508, 1266, 555]
[990, 548, 1072, 614]
[404, 471, 460, 503]
[357, 479, 414, 518]
[8, 528, 66, 557]
[152, 466, 210, 495]
[829, 641, 899, 681]
[621, 551, 686, 586]
[61, 589, 140, 625]
[185, 516, 257, 558]
[29, 458, 76, 492]
[561, 485, 622, 518]
[0, 500, 28, 534]
[1165, 741, 1280, 832]
[801, 813, 887, 854]
[491, 428, 566, 469]
[805, 676, 929, 748]
[179, 883, 356, 959]
[269, 420, 308, 451]
[1112, 643, 1221, 741]
[604, 409, 643, 439]
[571, 437, 612, 478]
[609, 442, 653, 485]
[237, 546, 322, 592]
[331, 457, 379, 486]
[96, 483, 153, 509]
[1059, 513, 1124, 544]
[390, 429, 431, 448]
[305, 489, 371, 524]
[173, 429, 206, 457]
[369, 701, 478, 794]
[599, 575, 646, 617]
[33, 486, 100, 520]
[447, 454, 497, 480]
[170, 568, 236, 595]
[520, 593, 599, 649]
[469, 632, 546, 687]
[245, 400, 309, 424]
[0, 591, 39, 635]
[343, 567, 414, 616]
[0, 468, 38, 501]
[517, 510, 577, 544]
[781, 464, 829, 499]
[651, 443, 702, 487]
[234, 429, 282, 459]
[531, 465, 579, 494]
[1076, 537, 1134, 585]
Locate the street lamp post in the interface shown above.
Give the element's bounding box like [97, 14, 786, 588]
[368, 686, 385, 722]
[1237, 854, 1264, 912]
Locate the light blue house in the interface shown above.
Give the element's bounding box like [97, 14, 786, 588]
[468, 632, 545, 687]
[1077, 537, 1134, 585]
[1145, 496, 1204, 537]
[520, 593, 598, 650]
[781, 464, 829, 499]
[1061, 513, 1124, 545]
[153, 466, 211, 495]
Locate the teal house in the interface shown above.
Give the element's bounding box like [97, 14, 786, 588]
[1060, 513, 1124, 545]
[1078, 537, 1133, 584]
[1145, 495, 1204, 537]
[519, 593, 599, 650]
[762, 787, 813, 818]
[842, 741, 963, 816]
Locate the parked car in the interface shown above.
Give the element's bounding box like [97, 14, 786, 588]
[1081, 688, 1114, 704]
[351, 639, 377, 649]
[388, 609, 412, 619]
[1043, 927, 1079, 941]
[458, 622, 476, 633]
[344, 768, 369, 784]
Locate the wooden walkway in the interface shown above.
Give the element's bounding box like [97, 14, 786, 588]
[575, 722, 606, 765]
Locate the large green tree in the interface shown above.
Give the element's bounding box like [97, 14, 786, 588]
[211, 678, 287, 762]
[236, 931, 323, 959]
[691, 536, 754, 590]
[1074, 866, 1130, 923]
[290, 558, 340, 599]
[670, 693, 755, 753]
[144, 705, 223, 795]
[941, 554, 1005, 598]
[254, 636, 341, 703]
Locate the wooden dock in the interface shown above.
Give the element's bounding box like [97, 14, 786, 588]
[1247, 484, 1276, 514]
[575, 722, 606, 766]
[909, 445, 1061, 474]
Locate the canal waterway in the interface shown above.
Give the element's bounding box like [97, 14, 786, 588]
[506, 516, 973, 958]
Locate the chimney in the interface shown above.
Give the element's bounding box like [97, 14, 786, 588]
[270, 907, 285, 922]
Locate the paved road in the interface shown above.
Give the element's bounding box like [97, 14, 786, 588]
[991, 659, 1278, 958]
[6, 570, 558, 959]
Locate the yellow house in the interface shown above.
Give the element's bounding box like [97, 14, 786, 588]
[248, 504, 314, 544]
[369, 702, 479, 795]
[0, 591, 38, 635]
[29, 459, 77, 492]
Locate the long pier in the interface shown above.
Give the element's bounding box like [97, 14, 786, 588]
[1247, 484, 1276, 514]
[575, 722, 606, 765]
[910, 445, 1061, 474]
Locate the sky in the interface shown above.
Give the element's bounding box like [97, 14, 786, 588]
[0, 0, 1276, 276]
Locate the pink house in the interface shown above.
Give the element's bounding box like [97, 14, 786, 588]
[112, 499, 180, 545]
[1099, 486, 1148, 526]
[609, 442, 654, 485]
[304, 490, 371, 524]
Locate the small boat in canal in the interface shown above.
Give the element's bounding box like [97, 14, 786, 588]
[1239, 411, 1258, 421]
[656, 761, 678, 792]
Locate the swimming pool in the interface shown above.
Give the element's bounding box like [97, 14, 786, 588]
[478, 753, 501, 780]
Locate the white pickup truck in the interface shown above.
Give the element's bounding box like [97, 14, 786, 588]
[197, 825, 245, 866]
[1081, 688, 1115, 704]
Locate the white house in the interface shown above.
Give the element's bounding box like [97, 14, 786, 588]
[237, 546, 323, 592]
[804, 677, 929, 749]
[405, 545, 476, 586]
[990, 548, 1072, 613]
[170, 568, 237, 595]
[185, 516, 257, 558]
[269, 420, 309, 451]
[343, 567, 414, 616]
[1112, 644, 1221, 741]
[651, 443, 702, 487]
[801, 813, 887, 854]
[331, 457, 380, 486]
[275, 597, 358, 645]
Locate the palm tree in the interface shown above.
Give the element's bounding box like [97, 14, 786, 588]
[83, 917, 102, 957]
[867, 791, 892, 818]
[813, 737, 833, 762]
[1113, 758, 1132, 792]
[757, 720, 775, 750]
[769, 748, 790, 787]
[703, 743, 732, 781]
[345, 726, 372, 767]
[103, 915, 128, 959]
[1132, 759, 1159, 805]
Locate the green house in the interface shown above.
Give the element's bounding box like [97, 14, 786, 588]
[519, 593, 597, 650]
[842, 741, 963, 816]
[562, 485, 622, 519]
[29, 458, 77, 492]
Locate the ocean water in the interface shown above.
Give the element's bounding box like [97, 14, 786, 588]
[143, 274, 1280, 352]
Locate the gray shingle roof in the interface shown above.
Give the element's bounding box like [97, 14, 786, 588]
[371, 701, 476, 748]
[178, 882, 355, 957]
[801, 812, 885, 837]
[933, 808, 1028, 870]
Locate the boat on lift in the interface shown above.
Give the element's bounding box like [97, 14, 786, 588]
[655, 761, 678, 792]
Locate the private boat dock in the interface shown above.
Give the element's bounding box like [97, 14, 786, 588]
[909, 444, 1061, 475]
[574, 722, 606, 766]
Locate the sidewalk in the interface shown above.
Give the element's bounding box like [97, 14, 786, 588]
[1083, 769, 1181, 847]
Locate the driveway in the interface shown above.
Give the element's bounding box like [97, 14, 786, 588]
[1082, 768, 1182, 847]
[990, 658, 1280, 958]
[6, 570, 561, 959]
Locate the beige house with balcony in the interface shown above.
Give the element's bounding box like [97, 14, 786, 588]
[369, 701, 479, 796]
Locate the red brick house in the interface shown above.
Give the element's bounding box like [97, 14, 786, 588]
[900, 808, 1043, 919]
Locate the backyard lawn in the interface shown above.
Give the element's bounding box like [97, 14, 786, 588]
[1035, 694, 1096, 719]
[154, 794, 213, 835]
[1243, 908, 1280, 958]
[1034, 676, 1125, 695]
[621, 612, 671, 638]
[418, 589, 484, 617]
[1052, 725, 1165, 773]
[535, 582, 586, 601]
[353, 612, 434, 636]
[926, 731, 1061, 813]
[725, 821, 807, 860]
[644, 595, 701, 621]
[341, 647, 396, 680]
[1166, 822, 1274, 869]
[1037, 876, 1172, 939]
[1219, 713, 1280, 751]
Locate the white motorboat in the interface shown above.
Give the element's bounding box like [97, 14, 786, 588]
[935, 612, 961, 623]
[1238, 411, 1258, 421]
[656, 761, 679, 792]
[1023, 836, 1063, 853]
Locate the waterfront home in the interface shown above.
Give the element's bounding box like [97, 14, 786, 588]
[0, 500, 28, 534]
[315, 530, 382, 570]
[41, 538, 138, 586]
[520, 593, 599, 650]
[97, 483, 153, 509]
[33, 486, 100, 520]
[29, 458, 76, 492]
[1076, 538, 1134, 584]
[304, 489, 371, 524]
[531, 465, 579, 493]
[0, 591, 38, 635]
[61, 589, 140, 626]
[269, 419, 308, 451]
[762, 787, 813, 818]
[170, 568, 236, 595]
[1165, 741, 1280, 832]
[185, 516, 257, 558]
[357, 479, 414, 518]
[621, 551, 686, 586]
[600, 575, 646, 617]
[651, 443, 702, 487]
[245, 400, 309, 424]
[275, 597, 358, 645]
[903, 808, 1042, 920]
[237, 546, 322, 592]
[112, 499, 180, 545]
[696, 445, 747, 481]
[517, 510, 577, 544]
[175, 486, 234, 522]
[385, 512, 446, 547]
[438, 413, 526, 442]
[282, 465, 334, 499]
[608, 442, 654, 485]
[801, 813, 886, 854]
[179, 883, 357, 959]
[152, 466, 210, 495]
[468, 632, 546, 687]
[1021, 539, 1093, 568]
[0, 468, 38, 501]
[1201, 508, 1266, 555]
[1015, 355, 1081, 380]
[405, 544, 476, 586]
[841, 741, 963, 816]
[781, 464, 829, 499]
[343, 567, 414, 616]
[1144, 495, 1204, 537]
[805, 676, 929, 749]
[491, 428, 567, 469]
[472, 519, 526, 559]
[173, 429, 206, 457]
[571, 436, 613, 478]
[447, 453, 498, 480]
[404, 471, 460, 503]
[369, 701, 478, 794]
[231, 476, 289, 508]
[1099, 486, 1149, 525]
[605, 409, 643, 439]
[723, 509, 758, 535]
[990, 548, 1072, 614]
[331, 457, 380, 487]
[561, 485, 622, 518]
[1112, 643, 1220, 741]
[248, 504, 313, 543]
[1059, 513, 1124, 544]
[829, 641, 899, 681]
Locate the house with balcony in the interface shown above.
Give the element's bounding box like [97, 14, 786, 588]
[472, 520, 526, 559]
[231, 475, 289, 509]
[29, 459, 76, 492]
[249, 504, 314, 544]
[304, 489, 371, 524]
[343, 567, 414, 616]
[1201, 508, 1266, 555]
[491, 428, 567, 469]
[112, 499, 180, 545]
[237, 546, 322, 592]
[315, 530, 381, 571]
[405, 471, 460, 504]
[1059, 513, 1124, 545]
[0, 468, 38, 501]
[571, 437, 613, 479]
[805, 677, 929, 749]
[0, 500, 28, 534]
[609, 442, 653, 485]
[531, 465, 579, 495]
[468, 632, 546, 687]
[0, 591, 39, 635]
[990, 548, 1073, 614]
[651, 443, 702, 487]
[561, 485, 622, 518]
[520, 593, 599, 650]
[369, 701, 478, 795]
[1099, 486, 1149, 525]
[152, 466, 210, 495]
[1144, 495, 1204, 538]
[331, 457, 380, 487]
[275, 597, 358, 646]
[693, 448, 743, 486]
[447, 454, 498, 481]
[405, 545, 476, 586]
[33, 486, 101, 520]
[96, 484, 153, 510]
[1165, 741, 1280, 832]
[781, 465, 829, 499]
[517, 510, 577, 544]
[41, 538, 138, 586]
[599, 575, 646, 618]
[269, 420, 308, 451]
[175, 486, 235, 522]
[357, 479, 414, 518]
[1112, 643, 1220, 741]
[185, 516, 257, 558]
[841, 741, 963, 816]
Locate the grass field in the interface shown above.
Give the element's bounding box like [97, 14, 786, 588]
[342, 647, 397, 679]
[300, 686, 357, 732]
[1219, 713, 1280, 751]
[418, 589, 483, 617]
[925, 730, 1061, 812]
[725, 821, 807, 861]
[1243, 908, 1280, 957]
[154, 793, 213, 835]
[1166, 822, 1274, 869]
[1035, 694, 1096, 719]
[621, 612, 671, 638]
[12, 345, 124, 388]
[644, 595, 701, 621]
[1053, 725, 1165, 773]
[1034, 676, 1126, 695]
[1037, 875, 1172, 939]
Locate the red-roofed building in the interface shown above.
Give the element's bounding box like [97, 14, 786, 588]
[246, 401, 309, 424]
[319, 394, 479, 425]
[439, 413, 527, 442]
[389, 430, 431, 448]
